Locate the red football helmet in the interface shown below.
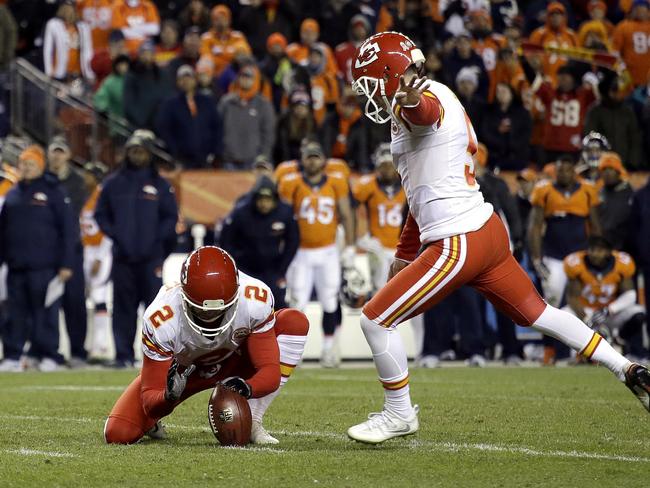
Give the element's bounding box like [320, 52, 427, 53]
[180, 246, 239, 338]
[351, 31, 424, 124]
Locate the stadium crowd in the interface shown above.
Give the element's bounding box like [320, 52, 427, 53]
[0, 0, 649, 371]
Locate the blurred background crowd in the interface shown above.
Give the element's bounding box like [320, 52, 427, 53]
[0, 0, 649, 372]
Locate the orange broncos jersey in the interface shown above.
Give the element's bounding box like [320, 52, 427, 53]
[612, 20, 650, 87]
[528, 26, 579, 82]
[564, 250, 636, 308]
[278, 172, 348, 249]
[80, 187, 106, 247]
[472, 35, 506, 101]
[530, 180, 599, 218]
[111, 0, 160, 53]
[77, 0, 114, 51]
[274, 158, 351, 184]
[200, 29, 252, 77]
[286, 41, 339, 79]
[310, 71, 339, 126]
[352, 175, 406, 249]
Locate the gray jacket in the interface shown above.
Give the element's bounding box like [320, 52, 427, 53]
[218, 93, 276, 168]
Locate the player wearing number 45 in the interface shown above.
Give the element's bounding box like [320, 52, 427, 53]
[277, 140, 355, 368]
[346, 31, 650, 444]
[104, 246, 309, 445]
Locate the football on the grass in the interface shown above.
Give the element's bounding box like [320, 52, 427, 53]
[208, 383, 252, 446]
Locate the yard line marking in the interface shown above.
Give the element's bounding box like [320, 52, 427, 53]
[8, 386, 124, 392]
[222, 446, 285, 454]
[272, 429, 649, 463]
[0, 414, 94, 423]
[5, 448, 76, 458]
[408, 439, 650, 463]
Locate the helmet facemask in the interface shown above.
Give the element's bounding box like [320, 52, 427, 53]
[352, 76, 393, 124]
[181, 292, 239, 339]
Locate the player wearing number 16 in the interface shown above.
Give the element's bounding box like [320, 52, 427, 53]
[346, 31, 650, 444]
[104, 246, 310, 445]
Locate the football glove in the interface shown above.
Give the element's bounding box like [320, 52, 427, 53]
[222, 376, 252, 399]
[341, 246, 357, 269]
[164, 358, 196, 402]
[589, 308, 610, 329]
[532, 258, 550, 281]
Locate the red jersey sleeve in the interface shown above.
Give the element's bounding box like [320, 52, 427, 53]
[400, 91, 442, 126]
[140, 356, 175, 418]
[245, 328, 281, 398]
[395, 212, 421, 262]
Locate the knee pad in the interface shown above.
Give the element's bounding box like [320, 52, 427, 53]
[322, 311, 340, 335]
[274, 309, 310, 336]
[103, 416, 144, 444]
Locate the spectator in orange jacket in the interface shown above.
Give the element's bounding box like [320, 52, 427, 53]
[286, 18, 338, 79]
[111, 0, 160, 55]
[612, 0, 650, 87]
[77, 0, 115, 52]
[528, 2, 578, 83]
[305, 45, 339, 127]
[200, 4, 252, 78]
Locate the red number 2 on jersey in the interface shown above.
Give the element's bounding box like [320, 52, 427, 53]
[245, 285, 268, 303]
[150, 305, 174, 328]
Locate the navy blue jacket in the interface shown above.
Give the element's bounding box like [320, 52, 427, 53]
[0, 174, 75, 271]
[155, 92, 221, 169]
[629, 180, 650, 268]
[94, 166, 178, 262]
[219, 194, 299, 278]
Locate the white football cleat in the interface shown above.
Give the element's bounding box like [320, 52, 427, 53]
[347, 405, 419, 444]
[38, 358, 60, 372]
[145, 421, 167, 440]
[320, 348, 340, 368]
[0, 359, 24, 373]
[250, 421, 279, 445]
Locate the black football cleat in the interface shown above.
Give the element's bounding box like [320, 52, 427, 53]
[624, 363, 650, 413]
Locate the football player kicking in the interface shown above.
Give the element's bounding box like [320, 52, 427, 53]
[346, 31, 650, 444]
[104, 246, 309, 445]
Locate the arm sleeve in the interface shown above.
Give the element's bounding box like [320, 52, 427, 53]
[93, 184, 115, 239]
[140, 355, 175, 418]
[43, 20, 55, 78]
[55, 190, 76, 269]
[156, 183, 178, 242]
[400, 92, 443, 127]
[395, 212, 421, 262]
[244, 328, 281, 398]
[278, 212, 300, 277]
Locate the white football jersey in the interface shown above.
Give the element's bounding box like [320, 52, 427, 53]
[141, 271, 275, 379]
[390, 79, 493, 244]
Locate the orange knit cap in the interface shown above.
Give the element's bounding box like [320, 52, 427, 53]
[267, 32, 288, 52]
[301, 18, 320, 34]
[598, 151, 628, 177]
[211, 4, 231, 22]
[547, 2, 566, 14]
[19, 145, 46, 171]
[475, 143, 488, 167]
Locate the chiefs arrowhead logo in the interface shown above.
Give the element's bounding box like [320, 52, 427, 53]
[355, 41, 380, 69]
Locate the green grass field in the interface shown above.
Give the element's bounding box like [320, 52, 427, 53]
[0, 365, 649, 487]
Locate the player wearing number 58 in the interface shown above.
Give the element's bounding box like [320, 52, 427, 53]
[94, 131, 179, 368]
[104, 246, 309, 445]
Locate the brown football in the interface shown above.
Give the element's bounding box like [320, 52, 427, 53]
[208, 383, 252, 446]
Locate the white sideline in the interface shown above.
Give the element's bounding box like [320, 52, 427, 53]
[2, 414, 648, 463]
[5, 448, 76, 458]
